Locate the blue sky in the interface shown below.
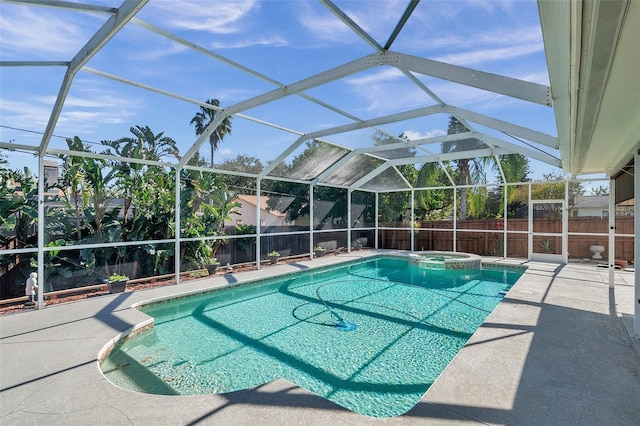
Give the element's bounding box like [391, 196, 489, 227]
[0, 0, 569, 182]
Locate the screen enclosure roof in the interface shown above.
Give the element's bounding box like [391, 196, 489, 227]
[2, 0, 611, 192]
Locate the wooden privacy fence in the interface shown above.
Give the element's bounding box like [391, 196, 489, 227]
[380, 217, 634, 261]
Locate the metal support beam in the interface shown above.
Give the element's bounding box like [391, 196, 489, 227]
[256, 179, 262, 270]
[83, 66, 304, 139]
[453, 187, 457, 252]
[393, 51, 552, 106]
[310, 184, 315, 257]
[36, 153, 44, 309]
[410, 189, 415, 251]
[174, 169, 181, 284]
[453, 107, 559, 148]
[482, 135, 562, 168]
[347, 189, 352, 251]
[374, 193, 379, 249]
[348, 147, 507, 191]
[0, 61, 68, 67]
[38, 0, 148, 153]
[2, 0, 116, 13]
[258, 135, 307, 179]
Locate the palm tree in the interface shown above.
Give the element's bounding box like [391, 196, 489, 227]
[441, 116, 486, 220]
[103, 125, 179, 162]
[102, 126, 180, 224]
[190, 99, 233, 167]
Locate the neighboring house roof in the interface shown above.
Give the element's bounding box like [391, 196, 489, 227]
[571, 196, 608, 209]
[236, 194, 287, 219]
[571, 195, 634, 210]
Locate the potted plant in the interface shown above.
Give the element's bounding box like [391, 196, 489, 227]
[268, 250, 280, 264]
[107, 273, 129, 294]
[204, 258, 220, 275]
[314, 245, 327, 257]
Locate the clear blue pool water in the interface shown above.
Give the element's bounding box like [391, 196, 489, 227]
[102, 257, 524, 418]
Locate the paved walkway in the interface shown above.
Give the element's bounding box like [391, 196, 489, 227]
[1, 253, 639, 425]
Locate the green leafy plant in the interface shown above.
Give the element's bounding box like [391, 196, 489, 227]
[538, 239, 552, 253]
[268, 250, 280, 257]
[109, 273, 129, 282]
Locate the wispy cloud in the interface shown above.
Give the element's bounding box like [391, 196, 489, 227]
[346, 68, 404, 87]
[210, 35, 288, 49]
[344, 68, 433, 113]
[337, 0, 408, 42]
[403, 129, 446, 141]
[433, 42, 543, 66]
[0, 99, 54, 128]
[147, 0, 258, 34]
[428, 26, 542, 50]
[0, 6, 95, 59]
[131, 42, 189, 61]
[296, 2, 357, 44]
[2, 81, 143, 137]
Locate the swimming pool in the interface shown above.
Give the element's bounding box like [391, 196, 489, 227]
[101, 256, 524, 418]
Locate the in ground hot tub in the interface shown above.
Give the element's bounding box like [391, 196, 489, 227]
[407, 251, 481, 270]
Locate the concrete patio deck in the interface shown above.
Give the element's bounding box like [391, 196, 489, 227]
[1, 252, 639, 425]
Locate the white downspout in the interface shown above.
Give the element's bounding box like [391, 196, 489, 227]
[608, 178, 615, 288]
[563, 181, 569, 264]
[634, 149, 640, 339]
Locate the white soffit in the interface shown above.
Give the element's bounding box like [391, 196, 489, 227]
[540, 0, 640, 177]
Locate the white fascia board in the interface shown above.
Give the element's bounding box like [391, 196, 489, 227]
[453, 107, 559, 148]
[393, 51, 552, 107]
[38, 0, 148, 153]
[538, 0, 574, 172]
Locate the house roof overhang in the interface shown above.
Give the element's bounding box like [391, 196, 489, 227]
[539, 0, 640, 177]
